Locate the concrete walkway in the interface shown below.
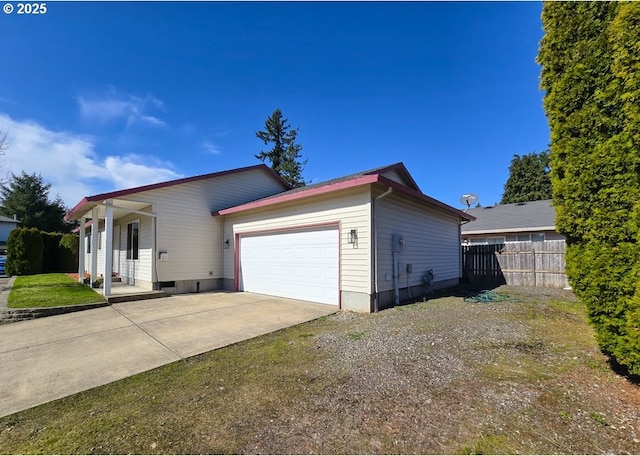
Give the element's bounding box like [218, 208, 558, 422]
[0, 292, 336, 417]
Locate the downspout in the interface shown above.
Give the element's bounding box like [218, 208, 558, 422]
[393, 249, 400, 306]
[373, 186, 393, 313]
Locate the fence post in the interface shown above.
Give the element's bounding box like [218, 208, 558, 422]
[531, 244, 537, 287]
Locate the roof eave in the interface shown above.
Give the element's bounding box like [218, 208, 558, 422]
[214, 173, 474, 222]
[64, 197, 91, 221]
[461, 226, 557, 235]
[367, 162, 422, 192]
[65, 164, 290, 221]
[376, 176, 475, 222]
[214, 174, 380, 216]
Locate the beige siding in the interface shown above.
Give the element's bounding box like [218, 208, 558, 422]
[375, 192, 461, 292]
[114, 168, 285, 283]
[223, 187, 372, 294]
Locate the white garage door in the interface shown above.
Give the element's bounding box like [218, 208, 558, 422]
[239, 227, 339, 305]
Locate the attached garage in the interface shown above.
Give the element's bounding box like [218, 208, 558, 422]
[237, 226, 339, 305]
[216, 163, 474, 312]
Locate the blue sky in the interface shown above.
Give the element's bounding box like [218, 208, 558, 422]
[0, 1, 549, 209]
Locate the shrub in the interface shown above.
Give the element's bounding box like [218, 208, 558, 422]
[59, 234, 79, 273]
[6, 227, 44, 275]
[42, 232, 64, 273]
[539, 2, 640, 374]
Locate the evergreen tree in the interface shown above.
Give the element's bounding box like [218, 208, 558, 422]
[256, 109, 307, 187]
[501, 151, 552, 204]
[0, 172, 73, 233]
[538, 1, 640, 373]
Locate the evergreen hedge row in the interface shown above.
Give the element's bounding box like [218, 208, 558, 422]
[5, 228, 78, 276]
[539, 2, 640, 373]
[6, 228, 44, 276]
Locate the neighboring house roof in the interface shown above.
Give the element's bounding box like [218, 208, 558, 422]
[214, 162, 474, 221]
[65, 164, 290, 221]
[0, 215, 19, 223]
[461, 199, 556, 235]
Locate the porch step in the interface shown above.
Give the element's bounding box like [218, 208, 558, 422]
[106, 291, 168, 304]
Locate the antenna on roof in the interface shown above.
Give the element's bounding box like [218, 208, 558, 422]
[459, 193, 479, 211]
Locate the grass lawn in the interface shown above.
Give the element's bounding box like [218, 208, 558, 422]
[0, 286, 638, 454]
[7, 273, 106, 308]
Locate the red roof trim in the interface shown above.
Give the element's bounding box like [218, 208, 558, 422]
[65, 164, 290, 221]
[214, 172, 474, 222]
[65, 197, 90, 221]
[214, 175, 380, 216]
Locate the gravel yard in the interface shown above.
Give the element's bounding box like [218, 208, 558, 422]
[240, 286, 640, 454]
[1, 285, 639, 454]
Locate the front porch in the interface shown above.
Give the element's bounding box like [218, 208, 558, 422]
[68, 197, 158, 297]
[69, 272, 168, 304]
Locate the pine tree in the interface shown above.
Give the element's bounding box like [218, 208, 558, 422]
[0, 172, 73, 233]
[256, 109, 307, 187]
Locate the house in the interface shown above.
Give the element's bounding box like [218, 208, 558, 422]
[0, 214, 19, 250]
[65, 162, 473, 312]
[461, 199, 564, 245]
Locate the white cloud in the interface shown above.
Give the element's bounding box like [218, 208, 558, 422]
[0, 114, 182, 207]
[104, 155, 182, 189]
[202, 141, 221, 155]
[77, 89, 167, 128]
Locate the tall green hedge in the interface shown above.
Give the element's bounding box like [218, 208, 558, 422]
[42, 232, 64, 273]
[538, 2, 640, 373]
[6, 227, 44, 275]
[5, 229, 78, 276]
[59, 233, 79, 273]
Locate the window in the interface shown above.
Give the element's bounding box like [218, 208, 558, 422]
[515, 233, 546, 242]
[86, 235, 91, 254]
[98, 231, 102, 250]
[126, 221, 139, 260]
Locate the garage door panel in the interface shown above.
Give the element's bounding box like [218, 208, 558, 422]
[239, 227, 339, 305]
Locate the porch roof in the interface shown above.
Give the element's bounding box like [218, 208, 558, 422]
[66, 198, 153, 222]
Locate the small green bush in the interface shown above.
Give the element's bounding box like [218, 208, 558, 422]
[6, 228, 44, 275]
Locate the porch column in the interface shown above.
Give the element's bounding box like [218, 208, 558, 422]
[103, 200, 113, 296]
[90, 206, 99, 285]
[78, 217, 86, 284]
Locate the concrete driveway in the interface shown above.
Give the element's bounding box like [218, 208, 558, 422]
[0, 292, 336, 417]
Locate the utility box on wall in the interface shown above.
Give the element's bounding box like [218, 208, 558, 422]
[392, 234, 404, 253]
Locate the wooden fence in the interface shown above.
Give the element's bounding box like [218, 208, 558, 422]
[462, 240, 568, 288]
